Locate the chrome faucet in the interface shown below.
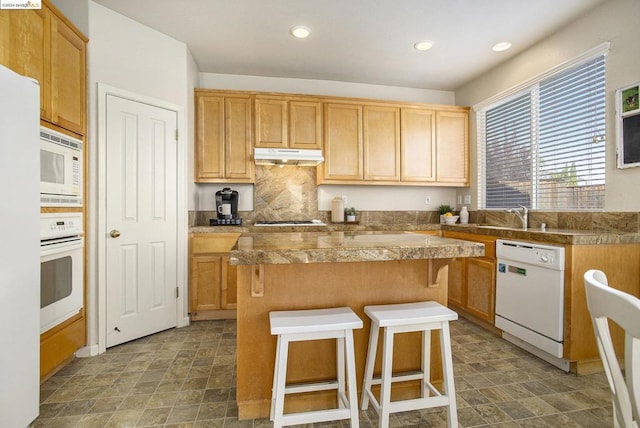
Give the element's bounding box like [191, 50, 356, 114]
[506, 205, 529, 229]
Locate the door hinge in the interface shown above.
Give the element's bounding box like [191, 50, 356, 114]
[176, 286, 179, 298]
[175, 129, 179, 141]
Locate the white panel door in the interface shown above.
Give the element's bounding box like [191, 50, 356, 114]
[106, 95, 178, 348]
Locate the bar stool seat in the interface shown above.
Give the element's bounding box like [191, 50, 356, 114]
[361, 301, 458, 428]
[269, 307, 363, 428]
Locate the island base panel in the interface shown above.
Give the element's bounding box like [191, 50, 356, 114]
[236, 259, 451, 420]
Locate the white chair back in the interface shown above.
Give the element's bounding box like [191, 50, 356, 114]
[584, 269, 640, 428]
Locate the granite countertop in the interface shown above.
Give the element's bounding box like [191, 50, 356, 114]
[189, 223, 640, 245]
[229, 231, 484, 265]
[442, 224, 640, 245]
[190, 223, 441, 234]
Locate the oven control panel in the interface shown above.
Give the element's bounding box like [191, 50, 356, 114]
[40, 213, 83, 240]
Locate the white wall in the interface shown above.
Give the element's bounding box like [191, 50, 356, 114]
[456, 0, 640, 212]
[49, 0, 89, 35]
[186, 50, 200, 215]
[195, 72, 458, 212]
[199, 73, 455, 105]
[318, 185, 456, 212]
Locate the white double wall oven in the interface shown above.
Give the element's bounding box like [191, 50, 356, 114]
[40, 126, 84, 334]
[40, 213, 84, 333]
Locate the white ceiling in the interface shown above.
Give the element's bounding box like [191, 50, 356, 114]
[93, 0, 607, 91]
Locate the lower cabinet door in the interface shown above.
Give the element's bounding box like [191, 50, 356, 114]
[447, 257, 465, 308]
[464, 258, 496, 323]
[189, 254, 222, 313]
[220, 255, 237, 309]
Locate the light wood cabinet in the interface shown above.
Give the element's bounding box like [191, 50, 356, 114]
[289, 99, 322, 149]
[0, 7, 49, 119]
[465, 257, 496, 321]
[401, 108, 436, 182]
[189, 233, 240, 320]
[190, 254, 222, 312]
[442, 231, 497, 326]
[436, 111, 469, 185]
[254, 97, 323, 150]
[363, 105, 400, 181]
[255, 97, 288, 148]
[447, 257, 465, 308]
[0, 2, 86, 135]
[195, 89, 468, 186]
[323, 103, 363, 180]
[195, 91, 254, 182]
[319, 101, 468, 186]
[49, 11, 86, 135]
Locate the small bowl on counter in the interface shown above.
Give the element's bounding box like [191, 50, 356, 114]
[444, 215, 460, 225]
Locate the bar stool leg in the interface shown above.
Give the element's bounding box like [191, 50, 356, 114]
[440, 322, 458, 428]
[344, 329, 360, 427]
[270, 334, 281, 421]
[361, 320, 379, 410]
[379, 327, 395, 428]
[422, 329, 431, 398]
[337, 336, 345, 409]
[273, 336, 290, 428]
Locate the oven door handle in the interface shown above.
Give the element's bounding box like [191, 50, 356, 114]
[40, 238, 84, 256]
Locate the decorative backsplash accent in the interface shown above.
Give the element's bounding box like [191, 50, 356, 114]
[253, 165, 319, 221]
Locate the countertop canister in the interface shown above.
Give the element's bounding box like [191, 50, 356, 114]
[331, 197, 344, 223]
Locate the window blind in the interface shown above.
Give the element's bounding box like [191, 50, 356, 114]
[479, 53, 606, 210]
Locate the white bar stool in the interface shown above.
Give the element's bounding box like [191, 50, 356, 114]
[269, 307, 363, 428]
[360, 301, 458, 428]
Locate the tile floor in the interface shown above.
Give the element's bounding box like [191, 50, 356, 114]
[34, 317, 613, 427]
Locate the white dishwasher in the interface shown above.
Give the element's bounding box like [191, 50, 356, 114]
[495, 239, 570, 371]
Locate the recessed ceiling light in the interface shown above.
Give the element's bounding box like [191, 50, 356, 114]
[414, 40, 434, 51]
[290, 26, 311, 39]
[492, 42, 512, 52]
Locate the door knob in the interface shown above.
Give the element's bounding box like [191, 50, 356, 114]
[110, 229, 121, 238]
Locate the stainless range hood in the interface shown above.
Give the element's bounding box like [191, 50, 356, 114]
[254, 148, 324, 166]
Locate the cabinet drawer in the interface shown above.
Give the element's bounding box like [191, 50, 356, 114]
[191, 233, 240, 254]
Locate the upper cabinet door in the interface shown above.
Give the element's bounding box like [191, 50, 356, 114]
[195, 94, 225, 180]
[289, 100, 322, 149]
[1, 4, 87, 135]
[50, 11, 86, 135]
[323, 103, 363, 180]
[224, 96, 253, 180]
[363, 105, 400, 181]
[0, 8, 50, 119]
[195, 92, 254, 183]
[436, 111, 469, 185]
[254, 97, 287, 148]
[401, 108, 436, 182]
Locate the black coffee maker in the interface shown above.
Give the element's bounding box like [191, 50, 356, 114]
[212, 188, 241, 225]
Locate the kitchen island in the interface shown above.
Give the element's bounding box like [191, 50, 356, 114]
[229, 231, 484, 419]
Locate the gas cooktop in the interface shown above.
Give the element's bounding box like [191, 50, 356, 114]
[254, 220, 326, 226]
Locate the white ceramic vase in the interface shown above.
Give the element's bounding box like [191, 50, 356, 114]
[460, 206, 469, 224]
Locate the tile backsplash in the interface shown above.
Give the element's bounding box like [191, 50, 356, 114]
[479, 210, 640, 233]
[192, 166, 639, 232]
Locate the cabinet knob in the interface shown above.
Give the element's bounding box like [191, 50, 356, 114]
[110, 229, 121, 238]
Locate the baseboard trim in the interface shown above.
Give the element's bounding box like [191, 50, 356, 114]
[75, 344, 100, 358]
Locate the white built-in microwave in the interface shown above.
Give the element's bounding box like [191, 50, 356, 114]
[40, 126, 83, 207]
